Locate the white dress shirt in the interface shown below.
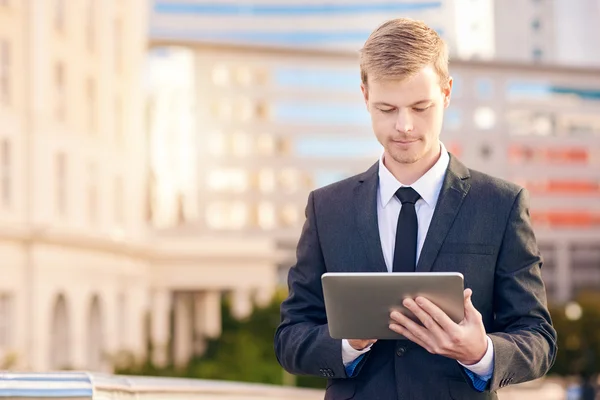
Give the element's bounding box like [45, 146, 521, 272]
[341, 142, 494, 378]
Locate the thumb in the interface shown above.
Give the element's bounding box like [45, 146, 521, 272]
[463, 288, 475, 319]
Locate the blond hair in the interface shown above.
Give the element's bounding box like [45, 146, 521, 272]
[360, 18, 449, 89]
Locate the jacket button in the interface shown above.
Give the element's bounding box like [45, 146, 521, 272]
[396, 346, 407, 357]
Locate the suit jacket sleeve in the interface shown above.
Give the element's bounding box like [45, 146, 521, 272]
[488, 188, 558, 390]
[274, 191, 357, 379]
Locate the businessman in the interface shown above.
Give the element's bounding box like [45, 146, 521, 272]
[274, 18, 557, 400]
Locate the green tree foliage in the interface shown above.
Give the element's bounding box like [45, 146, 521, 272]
[548, 291, 600, 377]
[115, 289, 326, 389]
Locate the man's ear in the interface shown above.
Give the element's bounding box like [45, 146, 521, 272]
[442, 77, 453, 108]
[360, 83, 369, 110]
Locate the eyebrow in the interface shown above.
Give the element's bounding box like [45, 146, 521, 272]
[374, 99, 433, 107]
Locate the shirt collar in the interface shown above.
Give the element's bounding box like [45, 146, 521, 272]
[378, 142, 450, 209]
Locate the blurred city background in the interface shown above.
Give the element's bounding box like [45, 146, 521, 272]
[0, 0, 599, 398]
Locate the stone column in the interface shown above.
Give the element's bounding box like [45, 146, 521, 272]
[231, 289, 252, 320]
[173, 292, 193, 369]
[150, 289, 171, 368]
[192, 290, 222, 355]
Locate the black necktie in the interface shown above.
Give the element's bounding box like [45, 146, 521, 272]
[393, 187, 421, 273]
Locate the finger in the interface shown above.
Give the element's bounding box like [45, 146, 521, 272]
[463, 288, 477, 319]
[463, 288, 472, 306]
[390, 310, 435, 348]
[413, 296, 460, 335]
[403, 298, 446, 338]
[464, 289, 483, 324]
[389, 323, 432, 353]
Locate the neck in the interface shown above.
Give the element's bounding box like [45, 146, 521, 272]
[384, 143, 441, 185]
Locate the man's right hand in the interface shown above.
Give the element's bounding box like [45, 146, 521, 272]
[347, 339, 377, 350]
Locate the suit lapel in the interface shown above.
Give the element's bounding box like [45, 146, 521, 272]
[416, 154, 471, 273]
[354, 162, 388, 273]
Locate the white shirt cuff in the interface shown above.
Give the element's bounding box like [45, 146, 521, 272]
[341, 339, 373, 367]
[458, 335, 495, 377]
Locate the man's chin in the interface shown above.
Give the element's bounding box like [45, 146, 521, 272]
[388, 151, 421, 165]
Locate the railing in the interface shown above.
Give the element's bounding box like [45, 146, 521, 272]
[0, 372, 324, 400]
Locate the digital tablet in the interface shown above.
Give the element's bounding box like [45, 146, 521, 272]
[322, 272, 465, 340]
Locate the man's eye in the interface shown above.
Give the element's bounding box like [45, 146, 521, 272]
[413, 107, 429, 112]
[379, 108, 395, 113]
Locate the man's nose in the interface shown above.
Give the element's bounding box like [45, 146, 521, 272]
[395, 109, 413, 133]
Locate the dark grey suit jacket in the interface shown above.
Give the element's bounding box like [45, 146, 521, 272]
[274, 155, 557, 400]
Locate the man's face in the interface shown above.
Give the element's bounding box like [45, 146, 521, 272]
[361, 65, 452, 166]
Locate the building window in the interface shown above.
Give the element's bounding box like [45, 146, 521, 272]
[560, 114, 600, 137]
[0, 40, 9, 106]
[507, 110, 554, 136]
[257, 202, 276, 230]
[231, 131, 252, 157]
[114, 19, 123, 74]
[205, 201, 248, 229]
[473, 107, 496, 130]
[86, 0, 94, 52]
[255, 69, 269, 86]
[476, 78, 494, 99]
[276, 137, 292, 156]
[208, 131, 226, 156]
[443, 109, 461, 131]
[212, 100, 233, 120]
[256, 133, 275, 156]
[255, 100, 270, 120]
[1, 139, 11, 207]
[87, 163, 97, 224]
[114, 176, 123, 224]
[212, 66, 231, 86]
[55, 0, 65, 32]
[56, 152, 67, 216]
[257, 169, 275, 193]
[278, 169, 301, 194]
[234, 67, 253, 86]
[55, 63, 66, 121]
[480, 144, 492, 160]
[0, 293, 13, 347]
[532, 47, 543, 61]
[238, 97, 254, 122]
[531, 18, 541, 31]
[207, 169, 248, 193]
[86, 78, 96, 133]
[280, 204, 301, 227]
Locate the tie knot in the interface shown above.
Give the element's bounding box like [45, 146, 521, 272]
[395, 187, 421, 204]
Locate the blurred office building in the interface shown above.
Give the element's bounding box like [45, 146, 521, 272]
[144, 47, 278, 369]
[149, 0, 600, 301]
[145, 42, 600, 304]
[0, 0, 150, 372]
[151, 0, 600, 66]
[0, 0, 277, 373]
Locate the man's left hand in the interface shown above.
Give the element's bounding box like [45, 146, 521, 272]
[389, 288, 488, 365]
